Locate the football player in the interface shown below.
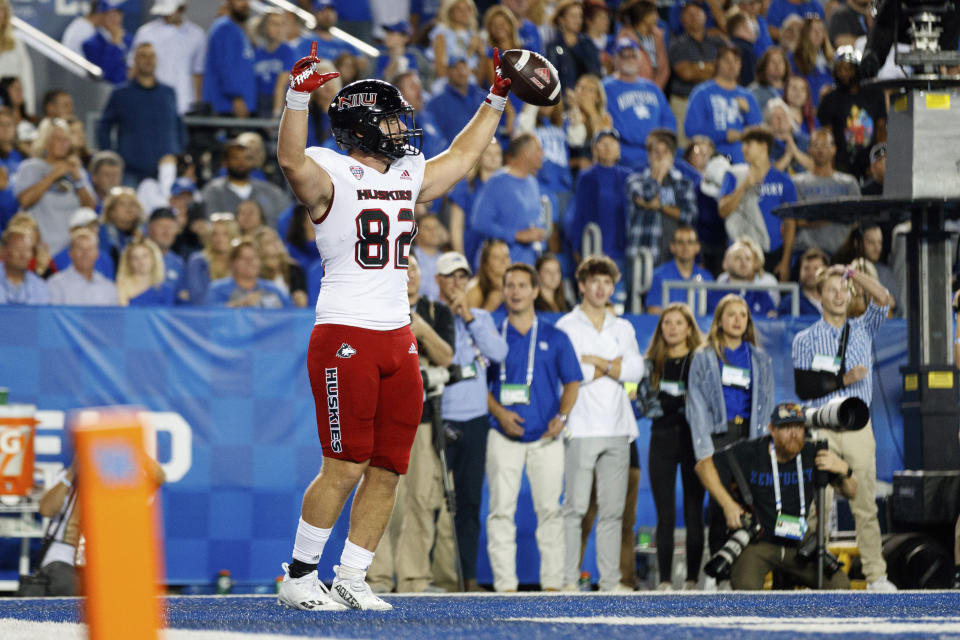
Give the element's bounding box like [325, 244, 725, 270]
[275, 42, 511, 611]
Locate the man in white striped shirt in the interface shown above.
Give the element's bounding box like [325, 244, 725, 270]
[792, 263, 897, 591]
[556, 255, 645, 591]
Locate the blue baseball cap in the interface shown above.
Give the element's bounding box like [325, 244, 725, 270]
[614, 38, 640, 54]
[96, 0, 125, 12]
[383, 21, 412, 35]
[314, 0, 335, 10]
[170, 177, 196, 197]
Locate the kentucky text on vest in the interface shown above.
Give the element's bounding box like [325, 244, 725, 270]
[356, 189, 413, 201]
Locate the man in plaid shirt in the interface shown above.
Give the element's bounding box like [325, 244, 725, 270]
[625, 129, 698, 269]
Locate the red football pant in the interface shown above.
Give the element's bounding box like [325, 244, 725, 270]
[307, 323, 424, 474]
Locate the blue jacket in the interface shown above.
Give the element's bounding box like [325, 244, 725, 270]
[686, 343, 775, 461]
[203, 16, 257, 115]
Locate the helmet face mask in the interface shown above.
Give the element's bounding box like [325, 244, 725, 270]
[329, 80, 423, 161]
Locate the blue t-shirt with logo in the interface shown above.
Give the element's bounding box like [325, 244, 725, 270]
[603, 76, 676, 169]
[685, 80, 762, 163]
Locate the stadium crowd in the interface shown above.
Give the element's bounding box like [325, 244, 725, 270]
[2, 0, 954, 594]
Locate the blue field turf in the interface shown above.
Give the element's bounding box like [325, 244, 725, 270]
[2, 592, 960, 639]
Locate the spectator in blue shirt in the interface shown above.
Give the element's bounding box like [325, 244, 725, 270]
[97, 42, 185, 184]
[205, 237, 292, 308]
[0, 106, 23, 177]
[566, 129, 630, 265]
[146, 207, 187, 302]
[685, 46, 763, 164]
[394, 71, 448, 162]
[253, 9, 297, 117]
[469, 133, 545, 266]
[82, 1, 132, 85]
[298, 0, 362, 70]
[604, 39, 676, 170]
[424, 56, 488, 144]
[766, 0, 824, 40]
[777, 247, 826, 316]
[788, 18, 834, 108]
[375, 22, 419, 81]
[738, 0, 775, 59]
[446, 137, 501, 266]
[717, 125, 797, 280]
[486, 263, 581, 592]
[116, 238, 176, 306]
[203, 0, 256, 117]
[185, 212, 240, 304]
[527, 103, 573, 225]
[501, 0, 542, 52]
[0, 226, 49, 304]
[646, 225, 714, 314]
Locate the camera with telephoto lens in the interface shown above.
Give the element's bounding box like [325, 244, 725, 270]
[803, 397, 869, 432]
[704, 514, 763, 580]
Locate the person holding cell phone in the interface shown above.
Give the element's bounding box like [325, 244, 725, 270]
[687, 293, 775, 565]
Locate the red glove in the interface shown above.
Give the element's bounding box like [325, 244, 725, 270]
[289, 42, 340, 94]
[489, 47, 511, 98]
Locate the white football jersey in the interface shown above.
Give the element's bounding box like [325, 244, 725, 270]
[305, 146, 426, 330]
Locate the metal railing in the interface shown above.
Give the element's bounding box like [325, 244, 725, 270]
[629, 249, 654, 314]
[12, 16, 102, 80]
[662, 280, 801, 316]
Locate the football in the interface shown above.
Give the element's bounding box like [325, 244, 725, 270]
[500, 49, 561, 107]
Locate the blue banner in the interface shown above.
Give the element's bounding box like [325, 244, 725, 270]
[0, 307, 909, 586]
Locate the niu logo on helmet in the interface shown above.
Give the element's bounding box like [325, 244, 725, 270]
[338, 93, 377, 110]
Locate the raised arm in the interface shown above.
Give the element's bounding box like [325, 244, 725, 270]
[418, 49, 511, 202]
[276, 42, 340, 220]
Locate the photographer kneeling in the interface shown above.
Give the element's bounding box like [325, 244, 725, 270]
[695, 402, 857, 590]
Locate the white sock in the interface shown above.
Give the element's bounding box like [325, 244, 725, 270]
[338, 539, 375, 579]
[291, 518, 331, 564]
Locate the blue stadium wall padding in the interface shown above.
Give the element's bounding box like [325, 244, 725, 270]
[0, 306, 908, 586]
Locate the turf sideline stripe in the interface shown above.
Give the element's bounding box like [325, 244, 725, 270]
[505, 615, 960, 634]
[0, 619, 329, 640]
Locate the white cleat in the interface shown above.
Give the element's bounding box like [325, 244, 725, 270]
[331, 565, 393, 611]
[277, 563, 349, 611]
[866, 576, 898, 592]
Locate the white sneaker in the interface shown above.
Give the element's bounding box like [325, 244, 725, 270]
[277, 563, 348, 611]
[867, 576, 898, 592]
[655, 582, 673, 592]
[331, 565, 393, 611]
[703, 576, 718, 592]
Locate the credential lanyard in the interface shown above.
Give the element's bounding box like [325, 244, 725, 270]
[769, 441, 805, 520]
[500, 317, 538, 388]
